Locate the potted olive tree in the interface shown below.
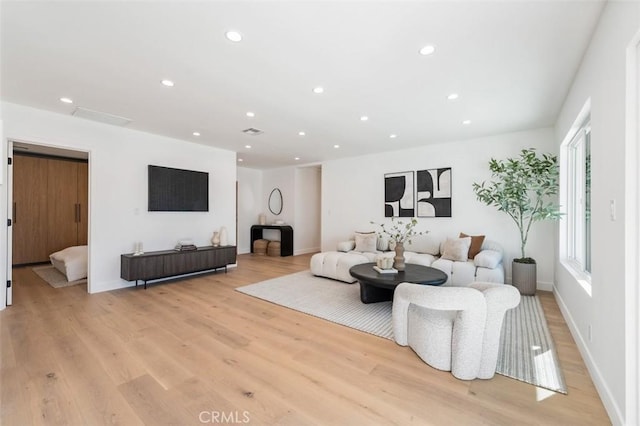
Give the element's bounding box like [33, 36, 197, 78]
[472, 148, 561, 295]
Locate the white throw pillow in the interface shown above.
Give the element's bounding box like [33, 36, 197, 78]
[337, 240, 355, 252]
[354, 233, 378, 253]
[440, 237, 471, 262]
[474, 249, 503, 269]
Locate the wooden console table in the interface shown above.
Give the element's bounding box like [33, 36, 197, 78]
[250, 225, 293, 256]
[121, 245, 236, 289]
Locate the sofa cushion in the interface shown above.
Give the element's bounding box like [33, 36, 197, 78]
[405, 234, 440, 256]
[474, 249, 502, 269]
[459, 232, 486, 259]
[404, 252, 437, 267]
[337, 240, 356, 252]
[355, 232, 377, 253]
[441, 237, 471, 262]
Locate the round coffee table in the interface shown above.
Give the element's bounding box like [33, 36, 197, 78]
[349, 262, 447, 304]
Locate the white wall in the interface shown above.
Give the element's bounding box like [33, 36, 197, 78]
[294, 166, 321, 254]
[237, 167, 263, 254]
[238, 165, 322, 255]
[0, 102, 237, 305]
[321, 128, 557, 287]
[553, 2, 640, 424]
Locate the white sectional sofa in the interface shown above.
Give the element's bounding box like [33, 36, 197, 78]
[311, 233, 505, 286]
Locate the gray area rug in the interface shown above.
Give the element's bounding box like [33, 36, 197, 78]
[32, 265, 87, 288]
[237, 270, 567, 394]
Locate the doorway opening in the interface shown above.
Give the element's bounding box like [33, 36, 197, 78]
[7, 140, 91, 306]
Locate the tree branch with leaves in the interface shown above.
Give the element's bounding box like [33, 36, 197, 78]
[472, 148, 562, 262]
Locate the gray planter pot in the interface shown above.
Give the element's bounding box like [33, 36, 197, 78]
[512, 261, 537, 295]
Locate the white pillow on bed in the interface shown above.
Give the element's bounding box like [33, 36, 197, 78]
[49, 245, 88, 282]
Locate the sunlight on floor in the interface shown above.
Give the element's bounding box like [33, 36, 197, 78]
[536, 387, 556, 402]
[534, 348, 559, 401]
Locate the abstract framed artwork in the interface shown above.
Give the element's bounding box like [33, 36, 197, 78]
[384, 171, 415, 217]
[417, 168, 452, 217]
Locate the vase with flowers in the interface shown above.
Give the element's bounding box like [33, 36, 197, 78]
[371, 217, 425, 271]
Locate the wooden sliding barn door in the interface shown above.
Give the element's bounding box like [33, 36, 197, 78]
[12, 154, 88, 265]
[12, 155, 49, 264]
[47, 158, 80, 254]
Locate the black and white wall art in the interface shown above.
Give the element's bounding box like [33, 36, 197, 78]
[384, 171, 415, 217]
[417, 168, 452, 217]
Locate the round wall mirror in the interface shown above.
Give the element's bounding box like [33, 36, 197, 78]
[268, 188, 283, 215]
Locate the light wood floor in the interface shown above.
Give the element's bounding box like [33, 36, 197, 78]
[1, 254, 610, 425]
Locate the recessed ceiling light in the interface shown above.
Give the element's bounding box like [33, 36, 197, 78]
[245, 145, 251, 149]
[334, 144, 340, 149]
[298, 131, 306, 136]
[447, 93, 459, 100]
[59, 97, 73, 104]
[390, 134, 397, 139]
[462, 120, 471, 125]
[246, 111, 255, 118]
[225, 31, 243, 42]
[313, 87, 324, 94]
[238, 158, 244, 162]
[161, 79, 174, 87]
[192, 132, 201, 136]
[419, 45, 436, 56]
[294, 157, 300, 161]
[360, 116, 369, 121]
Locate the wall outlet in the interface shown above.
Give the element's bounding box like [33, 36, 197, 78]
[610, 199, 616, 221]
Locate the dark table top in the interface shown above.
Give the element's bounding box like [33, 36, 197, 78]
[349, 262, 447, 289]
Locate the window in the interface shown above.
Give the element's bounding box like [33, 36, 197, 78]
[563, 113, 591, 276]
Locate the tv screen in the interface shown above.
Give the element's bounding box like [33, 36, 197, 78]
[148, 165, 209, 212]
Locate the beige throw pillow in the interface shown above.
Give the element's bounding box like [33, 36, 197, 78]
[441, 237, 472, 262]
[355, 232, 378, 253]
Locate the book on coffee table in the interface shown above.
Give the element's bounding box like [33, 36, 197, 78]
[373, 266, 398, 274]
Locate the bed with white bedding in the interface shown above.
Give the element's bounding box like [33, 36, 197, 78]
[49, 245, 88, 282]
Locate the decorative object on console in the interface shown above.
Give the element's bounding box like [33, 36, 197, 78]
[211, 231, 220, 247]
[133, 242, 144, 256]
[472, 148, 561, 295]
[417, 167, 452, 217]
[175, 239, 197, 251]
[258, 213, 267, 225]
[384, 171, 415, 217]
[219, 226, 228, 246]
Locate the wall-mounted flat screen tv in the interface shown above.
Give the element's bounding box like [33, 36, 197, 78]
[148, 165, 209, 212]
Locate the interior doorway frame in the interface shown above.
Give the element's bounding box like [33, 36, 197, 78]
[624, 28, 640, 426]
[6, 139, 92, 303]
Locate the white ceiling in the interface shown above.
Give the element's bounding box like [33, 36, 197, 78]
[1, 1, 605, 169]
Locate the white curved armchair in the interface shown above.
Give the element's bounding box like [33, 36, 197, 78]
[392, 283, 487, 380]
[468, 282, 521, 379]
[392, 281, 521, 380]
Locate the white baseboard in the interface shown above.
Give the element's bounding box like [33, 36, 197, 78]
[505, 275, 554, 292]
[553, 288, 623, 425]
